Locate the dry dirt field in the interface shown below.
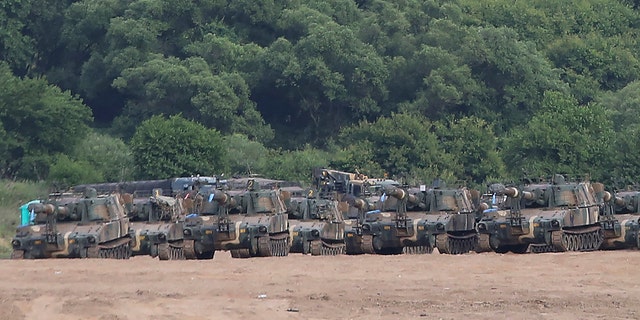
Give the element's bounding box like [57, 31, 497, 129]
[1, 250, 639, 320]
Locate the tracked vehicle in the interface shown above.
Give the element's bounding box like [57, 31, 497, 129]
[182, 179, 290, 259]
[127, 189, 186, 260]
[476, 175, 607, 254]
[418, 184, 483, 254]
[600, 189, 640, 250]
[312, 167, 400, 219]
[72, 176, 223, 197]
[11, 188, 132, 259]
[287, 189, 346, 255]
[344, 186, 431, 255]
[180, 184, 233, 259]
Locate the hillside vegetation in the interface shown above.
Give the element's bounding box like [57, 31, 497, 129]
[1, 0, 640, 188]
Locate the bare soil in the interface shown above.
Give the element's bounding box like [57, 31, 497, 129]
[1, 250, 639, 320]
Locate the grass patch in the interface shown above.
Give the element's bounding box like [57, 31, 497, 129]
[0, 180, 50, 258]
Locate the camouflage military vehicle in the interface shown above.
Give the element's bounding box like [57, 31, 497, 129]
[126, 189, 187, 260]
[180, 184, 233, 259]
[476, 175, 607, 254]
[72, 176, 223, 198]
[225, 176, 300, 190]
[287, 189, 346, 255]
[11, 188, 132, 259]
[600, 188, 640, 250]
[612, 189, 640, 214]
[182, 179, 290, 259]
[312, 167, 401, 219]
[417, 183, 483, 254]
[344, 186, 431, 255]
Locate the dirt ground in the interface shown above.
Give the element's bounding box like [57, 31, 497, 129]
[1, 250, 639, 320]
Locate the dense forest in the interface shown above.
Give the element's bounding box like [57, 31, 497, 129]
[2, 0, 640, 188]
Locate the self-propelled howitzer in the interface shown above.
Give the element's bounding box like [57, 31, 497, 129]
[419, 186, 483, 254]
[11, 188, 133, 259]
[183, 179, 290, 259]
[600, 189, 640, 250]
[288, 190, 346, 255]
[476, 175, 607, 254]
[126, 190, 187, 260]
[182, 186, 238, 259]
[344, 186, 431, 255]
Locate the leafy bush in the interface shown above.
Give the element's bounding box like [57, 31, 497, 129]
[130, 114, 227, 179]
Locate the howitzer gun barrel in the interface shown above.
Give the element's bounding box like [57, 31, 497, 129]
[387, 188, 420, 204]
[488, 184, 521, 198]
[211, 192, 237, 207]
[522, 190, 535, 200]
[353, 198, 375, 211]
[502, 187, 521, 198]
[28, 203, 67, 216]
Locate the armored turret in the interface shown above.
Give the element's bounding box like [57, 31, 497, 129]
[613, 190, 640, 214]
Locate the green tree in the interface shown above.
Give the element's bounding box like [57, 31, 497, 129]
[72, 131, 135, 182]
[336, 112, 459, 183]
[47, 131, 134, 185]
[434, 116, 505, 184]
[112, 55, 274, 142]
[597, 80, 640, 130]
[597, 81, 640, 185]
[263, 145, 331, 183]
[501, 91, 614, 181]
[0, 63, 93, 180]
[48, 154, 103, 188]
[609, 126, 640, 187]
[223, 133, 270, 176]
[460, 26, 566, 130]
[255, 9, 388, 147]
[0, 0, 36, 74]
[129, 114, 226, 179]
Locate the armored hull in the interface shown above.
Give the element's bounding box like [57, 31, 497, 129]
[11, 192, 132, 259]
[477, 178, 605, 254]
[215, 213, 289, 258]
[130, 221, 184, 260]
[289, 220, 345, 255]
[344, 184, 481, 255]
[182, 214, 218, 259]
[127, 193, 187, 260]
[600, 214, 640, 250]
[183, 181, 291, 259]
[344, 211, 431, 255]
[421, 212, 477, 254]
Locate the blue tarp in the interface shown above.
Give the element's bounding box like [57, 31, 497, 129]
[20, 200, 41, 226]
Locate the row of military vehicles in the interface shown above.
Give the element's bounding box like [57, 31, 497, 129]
[10, 169, 640, 260]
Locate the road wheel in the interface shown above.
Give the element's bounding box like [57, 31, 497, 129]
[11, 250, 24, 259]
[158, 243, 170, 260]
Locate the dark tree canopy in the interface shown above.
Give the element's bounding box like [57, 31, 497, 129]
[2, 0, 640, 185]
[130, 114, 226, 179]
